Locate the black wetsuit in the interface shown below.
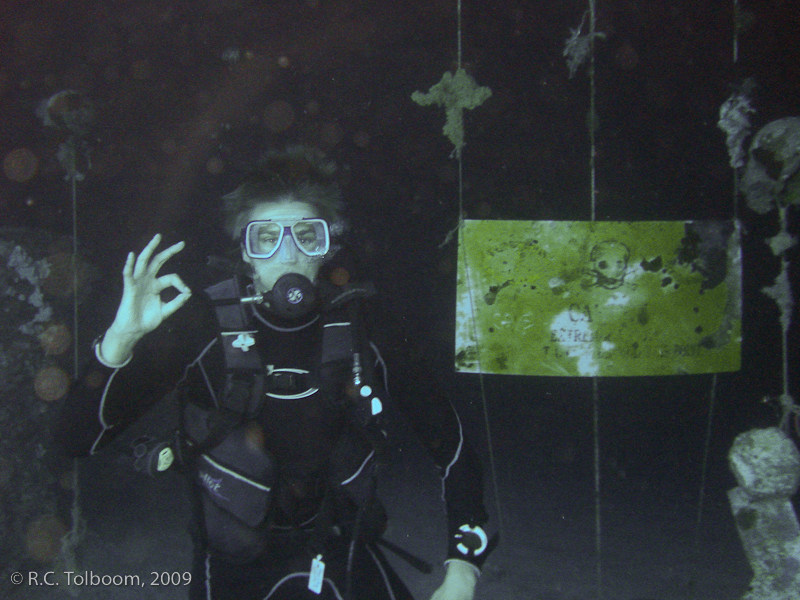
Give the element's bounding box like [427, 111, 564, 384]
[57, 274, 488, 600]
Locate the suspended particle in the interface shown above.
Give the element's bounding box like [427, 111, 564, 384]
[328, 266, 350, 286]
[264, 100, 295, 133]
[206, 156, 225, 175]
[39, 323, 72, 356]
[85, 370, 107, 389]
[161, 138, 178, 155]
[3, 147, 39, 182]
[34, 365, 71, 402]
[244, 422, 265, 451]
[221, 47, 241, 64]
[0, 456, 12, 488]
[40, 252, 85, 297]
[352, 130, 371, 148]
[25, 515, 68, 562]
[319, 122, 344, 150]
[59, 470, 76, 491]
[304, 100, 320, 116]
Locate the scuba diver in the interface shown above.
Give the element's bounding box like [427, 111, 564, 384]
[56, 146, 491, 600]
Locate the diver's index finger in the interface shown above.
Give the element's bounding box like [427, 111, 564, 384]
[172, 273, 191, 294]
[162, 290, 192, 319]
[155, 273, 191, 295]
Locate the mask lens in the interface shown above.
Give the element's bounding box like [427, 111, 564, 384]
[247, 222, 283, 258]
[290, 219, 329, 257]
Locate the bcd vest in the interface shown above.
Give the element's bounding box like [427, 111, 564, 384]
[184, 276, 384, 562]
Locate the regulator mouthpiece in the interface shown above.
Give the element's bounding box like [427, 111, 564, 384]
[264, 273, 317, 319]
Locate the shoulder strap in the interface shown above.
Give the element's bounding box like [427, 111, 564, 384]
[177, 277, 265, 465]
[204, 276, 264, 417]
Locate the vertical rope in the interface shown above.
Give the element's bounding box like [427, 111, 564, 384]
[775, 207, 794, 431]
[693, 3, 745, 583]
[455, 0, 505, 553]
[588, 0, 598, 222]
[781, 263, 790, 405]
[64, 146, 83, 595]
[459, 220, 505, 546]
[71, 167, 79, 379]
[592, 378, 602, 599]
[691, 373, 717, 594]
[732, 0, 739, 63]
[587, 1, 603, 597]
[779, 207, 790, 400]
[456, 0, 462, 70]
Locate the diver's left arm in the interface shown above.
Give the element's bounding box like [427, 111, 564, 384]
[377, 343, 492, 593]
[363, 302, 492, 595]
[413, 392, 487, 600]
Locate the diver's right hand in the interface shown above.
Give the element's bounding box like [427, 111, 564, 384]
[100, 234, 192, 365]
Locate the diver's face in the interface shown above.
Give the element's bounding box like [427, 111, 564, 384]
[242, 200, 325, 293]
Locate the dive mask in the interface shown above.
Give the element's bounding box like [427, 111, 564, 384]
[244, 218, 330, 259]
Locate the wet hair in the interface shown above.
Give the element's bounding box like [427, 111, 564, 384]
[221, 146, 345, 242]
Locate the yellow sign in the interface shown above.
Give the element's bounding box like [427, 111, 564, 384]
[456, 221, 741, 377]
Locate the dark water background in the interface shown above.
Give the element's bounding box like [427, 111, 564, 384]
[1, 0, 799, 598]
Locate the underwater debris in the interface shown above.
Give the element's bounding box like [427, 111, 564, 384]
[56, 141, 86, 181]
[4, 242, 53, 334]
[767, 229, 798, 256]
[38, 90, 93, 138]
[762, 262, 794, 333]
[728, 428, 800, 600]
[742, 117, 800, 214]
[412, 68, 492, 153]
[563, 11, 605, 79]
[38, 90, 94, 180]
[221, 47, 241, 64]
[718, 84, 756, 169]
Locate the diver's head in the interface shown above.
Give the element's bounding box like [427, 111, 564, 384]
[241, 200, 328, 293]
[221, 146, 345, 296]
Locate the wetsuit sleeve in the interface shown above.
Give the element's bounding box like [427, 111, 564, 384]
[368, 309, 491, 571]
[55, 293, 217, 457]
[392, 352, 490, 571]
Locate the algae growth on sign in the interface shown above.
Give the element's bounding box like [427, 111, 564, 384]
[455, 220, 741, 377]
